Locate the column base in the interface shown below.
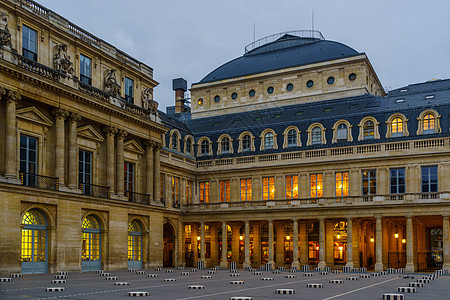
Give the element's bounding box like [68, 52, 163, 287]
[405, 263, 415, 273]
[291, 261, 300, 269]
[443, 264, 450, 273]
[58, 184, 72, 192]
[220, 261, 228, 269]
[268, 261, 276, 270]
[345, 262, 354, 269]
[318, 261, 326, 269]
[243, 261, 251, 269]
[67, 186, 82, 194]
[0, 175, 21, 185]
[375, 262, 384, 271]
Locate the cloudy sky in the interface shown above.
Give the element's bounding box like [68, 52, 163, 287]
[38, 0, 450, 110]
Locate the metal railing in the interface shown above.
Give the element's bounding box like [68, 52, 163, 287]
[79, 182, 110, 199]
[19, 172, 58, 191]
[417, 251, 443, 272]
[126, 191, 150, 205]
[244, 30, 325, 53]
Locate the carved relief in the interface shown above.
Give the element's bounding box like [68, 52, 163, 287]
[142, 88, 158, 114]
[53, 44, 74, 74]
[104, 69, 121, 96]
[0, 13, 11, 48]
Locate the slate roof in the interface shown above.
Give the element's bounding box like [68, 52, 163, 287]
[198, 35, 361, 84]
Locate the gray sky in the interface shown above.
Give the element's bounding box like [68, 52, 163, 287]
[38, 0, 450, 110]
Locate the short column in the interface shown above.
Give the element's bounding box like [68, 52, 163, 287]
[116, 129, 127, 198]
[103, 126, 117, 195]
[292, 219, 299, 269]
[318, 218, 326, 268]
[268, 220, 275, 268]
[67, 112, 81, 189]
[153, 142, 162, 204]
[200, 221, 206, 267]
[443, 216, 450, 272]
[243, 220, 251, 268]
[346, 218, 354, 268]
[4, 90, 20, 179]
[220, 221, 228, 268]
[405, 216, 415, 272]
[52, 108, 69, 188]
[375, 216, 384, 271]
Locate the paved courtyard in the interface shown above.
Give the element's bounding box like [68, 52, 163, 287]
[1, 268, 449, 300]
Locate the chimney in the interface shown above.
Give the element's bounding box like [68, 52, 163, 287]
[172, 78, 187, 113]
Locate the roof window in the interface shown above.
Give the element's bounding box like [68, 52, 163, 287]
[366, 101, 380, 108]
[295, 111, 303, 116]
[267, 86, 274, 94]
[349, 104, 358, 109]
[395, 99, 404, 103]
[254, 116, 262, 121]
[425, 95, 434, 99]
[249, 89, 256, 97]
[214, 95, 220, 103]
[213, 122, 221, 127]
[231, 92, 238, 100]
[273, 114, 281, 118]
[323, 107, 332, 112]
[400, 89, 408, 92]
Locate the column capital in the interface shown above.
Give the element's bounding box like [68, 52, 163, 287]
[143, 139, 154, 149]
[153, 141, 163, 150]
[102, 125, 118, 135]
[117, 129, 127, 139]
[68, 112, 81, 122]
[52, 107, 69, 119]
[0, 86, 6, 97]
[6, 90, 21, 103]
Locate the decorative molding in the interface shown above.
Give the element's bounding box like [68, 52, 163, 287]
[124, 139, 145, 155]
[104, 69, 121, 96]
[53, 43, 74, 74]
[16, 106, 53, 127]
[77, 124, 104, 143]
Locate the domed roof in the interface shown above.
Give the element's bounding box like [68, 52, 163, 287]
[198, 32, 361, 84]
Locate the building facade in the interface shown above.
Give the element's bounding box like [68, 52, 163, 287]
[0, 0, 449, 276]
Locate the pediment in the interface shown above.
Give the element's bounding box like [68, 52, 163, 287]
[124, 139, 144, 154]
[77, 125, 104, 143]
[16, 106, 53, 127]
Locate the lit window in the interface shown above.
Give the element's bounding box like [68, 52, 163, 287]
[363, 121, 375, 140]
[285, 175, 298, 199]
[186, 180, 193, 204]
[262, 177, 275, 200]
[287, 129, 297, 147]
[311, 127, 322, 145]
[128, 220, 142, 262]
[200, 140, 209, 155]
[125, 77, 134, 103]
[171, 176, 180, 207]
[221, 137, 230, 153]
[22, 25, 37, 61]
[423, 114, 435, 134]
[337, 124, 347, 141]
[310, 174, 323, 198]
[335, 172, 349, 198]
[220, 180, 230, 202]
[242, 135, 251, 151]
[264, 132, 274, 149]
[199, 181, 210, 204]
[80, 54, 92, 85]
[240, 179, 252, 201]
[391, 117, 403, 137]
[197, 98, 203, 105]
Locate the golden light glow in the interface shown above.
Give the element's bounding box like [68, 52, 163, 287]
[370, 237, 374, 243]
[239, 235, 243, 241]
[315, 246, 319, 251]
[338, 246, 343, 251]
[337, 234, 341, 239]
[402, 239, 406, 244]
[197, 236, 201, 241]
[394, 232, 399, 239]
[286, 236, 290, 240]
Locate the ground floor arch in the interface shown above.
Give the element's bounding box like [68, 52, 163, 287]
[21, 209, 48, 274]
[163, 222, 175, 267]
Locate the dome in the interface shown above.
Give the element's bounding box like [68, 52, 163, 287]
[198, 31, 360, 84]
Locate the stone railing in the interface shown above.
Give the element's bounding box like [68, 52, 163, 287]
[182, 192, 450, 212]
[16, 54, 62, 81]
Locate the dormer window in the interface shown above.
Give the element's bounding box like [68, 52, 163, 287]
[185, 138, 192, 154]
[337, 124, 348, 141]
[242, 135, 251, 152]
[391, 117, 403, 137]
[125, 77, 134, 103]
[264, 132, 274, 149]
[200, 140, 209, 155]
[172, 132, 178, 150]
[287, 129, 297, 146]
[221, 137, 230, 153]
[363, 121, 375, 140]
[311, 127, 322, 145]
[423, 114, 435, 134]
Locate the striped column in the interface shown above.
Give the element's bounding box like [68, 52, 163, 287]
[318, 218, 326, 269]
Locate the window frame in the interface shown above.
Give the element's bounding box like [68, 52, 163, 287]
[79, 150, 93, 195]
[22, 24, 38, 61]
[240, 178, 252, 201]
[219, 180, 230, 202]
[79, 54, 92, 85]
[362, 169, 376, 196]
[390, 168, 405, 194]
[421, 165, 438, 194]
[199, 181, 210, 204]
[262, 176, 275, 200]
[335, 171, 349, 198]
[124, 76, 134, 103]
[285, 175, 298, 199]
[310, 173, 323, 198]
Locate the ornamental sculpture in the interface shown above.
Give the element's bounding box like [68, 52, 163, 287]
[0, 13, 11, 47]
[142, 88, 158, 114]
[104, 69, 121, 97]
[53, 44, 74, 74]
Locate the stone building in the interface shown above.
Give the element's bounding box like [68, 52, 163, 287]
[0, 0, 449, 276]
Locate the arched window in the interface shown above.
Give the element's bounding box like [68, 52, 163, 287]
[128, 220, 143, 270]
[221, 137, 230, 153]
[287, 129, 297, 147]
[391, 118, 403, 137]
[264, 132, 274, 149]
[423, 114, 435, 134]
[82, 215, 101, 271]
[200, 140, 209, 155]
[337, 124, 348, 141]
[21, 209, 48, 274]
[311, 127, 322, 145]
[242, 135, 251, 152]
[363, 121, 375, 140]
[171, 132, 178, 150]
[185, 138, 192, 154]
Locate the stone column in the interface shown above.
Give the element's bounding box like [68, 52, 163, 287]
[103, 126, 117, 194]
[4, 90, 20, 179]
[346, 218, 354, 268]
[143, 140, 154, 199]
[67, 112, 81, 189]
[243, 220, 251, 268]
[405, 217, 415, 272]
[375, 216, 384, 271]
[443, 216, 450, 272]
[299, 220, 308, 266]
[268, 220, 275, 268]
[220, 221, 228, 268]
[292, 219, 299, 269]
[153, 142, 162, 203]
[52, 108, 69, 188]
[318, 218, 326, 268]
[200, 221, 206, 267]
[116, 129, 127, 198]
